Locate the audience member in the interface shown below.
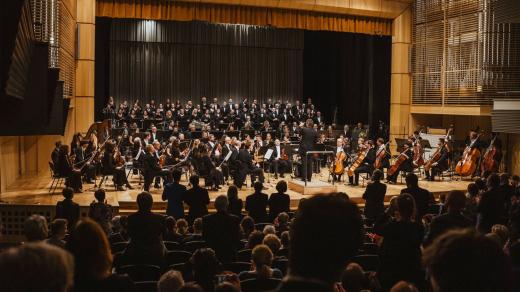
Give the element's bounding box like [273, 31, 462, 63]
[108, 215, 129, 244]
[158, 270, 185, 292]
[56, 187, 80, 231]
[510, 193, 520, 241]
[88, 188, 113, 234]
[239, 244, 283, 280]
[423, 229, 510, 292]
[189, 248, 220, 292]
[164, 216, 183, 242]
[215, 282, 240, 292]
[125, 191, 166, 265]
[400, 173, 433, 221]
[477, 174, 506, 233]
[275, 212, 290, 233]
[46, 218, 68, 248]
[240, 216, 255, 239]
[24, 214, 49, 242]
[363, 169, 387, 223]
[245, 182, 269, 223]
[183, 218, 204, 243]
[263, 224, 276, 235]
[491, 224, 510, 247]
[226, 185, 243, 217]
[183, 175, 210, 223]
[340, 263, 365, 292]
[247, 230, 265, 250]
[424, 190, 472, 245]
[463, 182, 480, 224]
[269, 180, 290, 222]
[177, 218, 191, 238]
[276, 194, 363, 291]
[263, 234, 282, 255]
[390, 281, 419, 292]
[68, 219, 135, 292]
[377, 194, 425, 291]
[0, 243, 74, 292]
[163, 169, 187, 219]
[203, 195, 241, 263]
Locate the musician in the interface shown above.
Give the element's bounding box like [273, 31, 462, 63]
[51, 141, 62, 165]
[331, 138, 348, 182]
[198, 149, 224, 191]
[374, 138, 390, 171]
[151, 126, 159, 142]
[269, 139, 291, 179]
[298, 119, 319, 182]
[55, 144, 82, 193]
[102, 141, 132, 191]
[235, 141, 265, 189]
[143, 144, 173, 192]
[350, 122, 365, 151]
[142, 132, 151, 147]
[74, 141, 96, 184]
[220, 136, 233, 181]
[386, 142, 414, 184]
[348, 140, 376, 186]
[425, 140, 449, 181]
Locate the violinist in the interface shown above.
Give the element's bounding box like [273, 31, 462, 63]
[374, 138, 390, 171]
[102, 141, 132, 191]
[269, 139, 291, 179]
[55, 144, 83, 193]
[143, 144, 173, 192]
[386, 142, 414, 184]
[348, 140, 376, 186]
[425, 139, 449, 181]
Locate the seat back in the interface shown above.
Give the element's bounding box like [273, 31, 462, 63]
[117, 264, 162, 282]
[272, 258, 288, 276]
[165, 250, 192, 266]
[134, 281, 158, 292]
[164, 241, 181, 251]
[240, 278, 282, 292]
[182, 240, 207, 253]
[237, 249, 252, 262]
[111, 241, 129, 254]
[222, 261, 251, 274]
[352, 254, 380, 272]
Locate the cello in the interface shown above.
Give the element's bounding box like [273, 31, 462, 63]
[455, 133, 481, 176]
[480, 134, 500, 176]
[412, 135, 424, 168]
[347, 145, 368, 177]
[374, 142, 390, 169]
[387, 146, 411, 177]
[424, 129, 452, 172]
[330, 150, 347, 176]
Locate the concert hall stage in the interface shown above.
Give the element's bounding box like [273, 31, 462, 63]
[0, 169, 470, 215]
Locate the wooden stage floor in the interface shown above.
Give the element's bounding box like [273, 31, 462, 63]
[0, 169, 472, 214]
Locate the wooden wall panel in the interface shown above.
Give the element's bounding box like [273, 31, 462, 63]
[77, 0, 96, 23]
[75, 60, 95, 97]
[0, 137, 21, 193]
[75, 97, 95, 132]
[507, 134, 520, 175]
[77, 23, 95, 60]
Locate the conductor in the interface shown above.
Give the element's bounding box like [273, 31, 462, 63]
[298, 119, 318, 182]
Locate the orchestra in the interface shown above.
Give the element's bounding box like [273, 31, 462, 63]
[50, 97, 505, 194]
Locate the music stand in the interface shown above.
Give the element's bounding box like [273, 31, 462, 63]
[420, 139, 432, 149]
[395, 138, 408, 153]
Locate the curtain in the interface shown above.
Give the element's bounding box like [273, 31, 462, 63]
[106, 19, 303, 105]
[96, 0, 392, 36]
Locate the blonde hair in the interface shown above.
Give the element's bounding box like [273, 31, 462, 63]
[251, 244, 274, 279]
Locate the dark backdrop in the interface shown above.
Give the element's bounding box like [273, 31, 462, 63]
[303, 31, 391, 126]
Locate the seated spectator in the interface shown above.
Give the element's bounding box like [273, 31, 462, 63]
[183, 175, 210, 224]
[178, 284, 204, 292]
[423, 229, 510, 292]
[491, 224, 510, 247]
[263, 225, 276, 235]
[110, 215, 122, 234]
[88, 188, 113, 234]
[215, 282, 240, 292]
[24, 214, 49, 242]
[362, 169, 387, 223]
[226, 185, 243, 217]
[275, 212, 290, 234]
[68, 219, 135, 292]
[400, 173, 434, 221]
[276, 194, 363, 291]
[46, 218, 68, 248]
[164, 216, 183, 243]
[280, 231, 290, 250]
[108, 215, 129, 244]
[424, 190, 472, 245]
[163, 169, 187, 219]
[177, 218, 191, 239]
[478, 174, 506, 233]
[125, 192, 166, 265]
[56, 187, 80, 231]
[0, 242, 74, 292]
[390, 281, 419, 292]
[269, 180, 290, 222]
[263, 234, 282, 255]
[240, 216, 255, 239]
[373, 196, 399, 235]
[377, 194, 425, 291]
[245, 182, 269, 223]
[340, 263, 365, 292]
[183, 218, 204, 243]
[158, 270, 185, 292]
[239, 244, 283, 281]
[463, 183, 480, 224]
[189, 248, 220, 292]
[247, 230, 265, 250]
[202, 195, 241, 263]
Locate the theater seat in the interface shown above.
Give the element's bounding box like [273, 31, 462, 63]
[164, 241, 181, 251]
[237, 249, 252, 262]
[182, 241, 207, 253]
[117, 264, 162, 282]
[272, 258, 288, 276]
[134, 281, 158, 292]
[240, 278, 281, 292]
[111, 241, 129, 254]
[352, 254, 380, 272]
[222, 261, 251, 274]
[165, 250, 192, 266]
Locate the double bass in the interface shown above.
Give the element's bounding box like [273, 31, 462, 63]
[480, 134, 500, 176]
[455, 133, 481, 176]
[347, 145, 368, 177]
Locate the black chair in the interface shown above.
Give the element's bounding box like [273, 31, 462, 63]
[352, 255, 380, 272]
[255, 223, 271, 231]
[240, 278, 282, 292]
[276, 248, 289, 258]
[272, 258, 288, 276]
[117, 264, 162, 282]
[48, 162, 67, 193]
[111, 241, 129, 254]
[223, 262, 251, 274]
[237, 249, 252, 262]
[361, 243, 379, 255]
[134, 281, 158, 292]
[165, 250, 192, 266]
[164, 241, 181, 251]
[167, 263, 191, 281]
[182, 241, 207, 253]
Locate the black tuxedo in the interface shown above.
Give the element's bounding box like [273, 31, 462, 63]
[143, 152, 172, 191]
[202, 211, 241, 263]
[362, 181, 387, 221]
[298, 127, 318, 181]
[349, 148, 376, 185]
[245, 192, 269, 223]
[269, 145, 291, 176]
[183, 186, 210, 223]
[235, 148, 264, 188]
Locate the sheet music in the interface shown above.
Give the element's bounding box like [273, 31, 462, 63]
[264, 149, 274, 160]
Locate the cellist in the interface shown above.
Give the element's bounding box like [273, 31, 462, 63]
[348, 140, 376, 186]
[386, 142, 414, 184]
[331, 138, 348, 182]
[425, 139, 449, 181]
[374, 138, 390, 171]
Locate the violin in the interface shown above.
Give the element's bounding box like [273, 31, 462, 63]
[347, 145, 368, 177]
[455, 133, 481, 176]
[281, 147, 289, 161]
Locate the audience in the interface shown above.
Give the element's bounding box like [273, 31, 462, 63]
[164, 216, 182, 242]
[0, 243, 74, 292]
[463, 182, 480, 224]
[189, 248, 220, 292]
[477, 174, 506, 233]
[125, 191, 166, 265]
[226, 185, 243, 217]
[340, 263, 365, 292]
[390, 281, 419, 292]
[238, 244, 283, 280]
[184, 175, 210, 223]
[240, 216, 255, 239]
[46, 218, 68, 248]
[88, 188, 114, 234]
[202, 195, 241, 263]
[263, 233, 282, 255]
[263, 224, 276, 235]
[163, 169, 187, 219]
[24, 214, 49, 242]
[423, 229, 510, 292]
[363, 169, 387, 223]
[245, 181, 269, 223]
[67, 219, 135, 291]
[55, 187, 80, 231]
[400, 174, 434, 221]
[247, 230, 265, 250]
[108, 215, 129, 244]
[268, 180, 290, 222]
[158, 270, 185, 292]
[176, 218, 191, 238]
[183, 218, 204, 243]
